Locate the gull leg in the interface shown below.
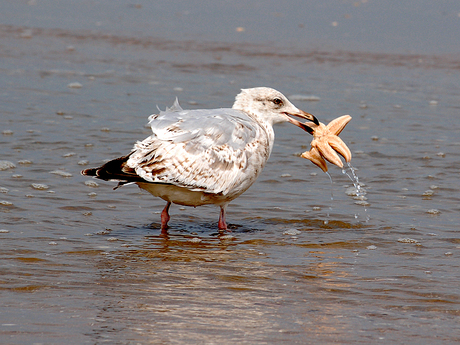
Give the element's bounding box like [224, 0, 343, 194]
[161, 202, 171, 234]
[218, 204, 228, 231]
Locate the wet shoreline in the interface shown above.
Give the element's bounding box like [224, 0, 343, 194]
[1, 1, 460, 343]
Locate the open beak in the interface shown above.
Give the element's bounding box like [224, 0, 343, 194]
[285, 110, 319, 135]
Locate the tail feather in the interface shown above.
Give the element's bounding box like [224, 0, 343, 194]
[81, 167, 98, 177]
[81, 154, 145, 183]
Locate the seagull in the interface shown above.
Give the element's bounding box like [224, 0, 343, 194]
[82, 87, 318, 233]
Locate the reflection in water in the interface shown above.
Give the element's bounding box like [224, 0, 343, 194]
[87, 231, 363, 343]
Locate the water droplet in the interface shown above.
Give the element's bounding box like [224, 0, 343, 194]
[85, 180, 99, 188]
[345, 187, 358, 196]
[18, 160, 33, 165]
[31, 183, 49, 190]
[397, 238, 419, 244]
[188, 237, 202, 243]
[50, 170, 73, 177]
[283, 229, 301, 236]
[0, 161, 16, 171]
[343, 163, 367, 198]
[354, 200, 370, 207]
[422, 189, 434, 196]
[67, 82, 82, 89]
[426, 209, 440, 215]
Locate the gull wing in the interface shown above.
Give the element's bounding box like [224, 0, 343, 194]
[127, 106, 269, 195]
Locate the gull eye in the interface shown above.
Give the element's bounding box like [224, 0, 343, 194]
[272, 98, 283, 106]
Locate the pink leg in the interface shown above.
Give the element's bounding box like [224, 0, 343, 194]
[218, 205, 228, 231]
[161, 202, 171, 233]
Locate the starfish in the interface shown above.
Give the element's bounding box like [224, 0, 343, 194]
[301, 115, 352, 172]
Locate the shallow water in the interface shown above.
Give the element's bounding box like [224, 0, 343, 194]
[1, 1, 460, 344]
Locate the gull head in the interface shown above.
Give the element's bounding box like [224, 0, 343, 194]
[232, 87, 319, 133]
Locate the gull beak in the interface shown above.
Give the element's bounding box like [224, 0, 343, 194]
[285, 109, 319, 135]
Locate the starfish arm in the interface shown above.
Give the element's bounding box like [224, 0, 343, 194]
[313, 139, 343, 168]
[328, 136, 352, 162]
[326, 115, 352, 136]
[300, 115, 352, 172]
[301, 147, 328, 172]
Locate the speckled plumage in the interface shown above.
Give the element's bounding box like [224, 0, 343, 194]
[82, 87, 318, 232]
[129, 100, 270, 199]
